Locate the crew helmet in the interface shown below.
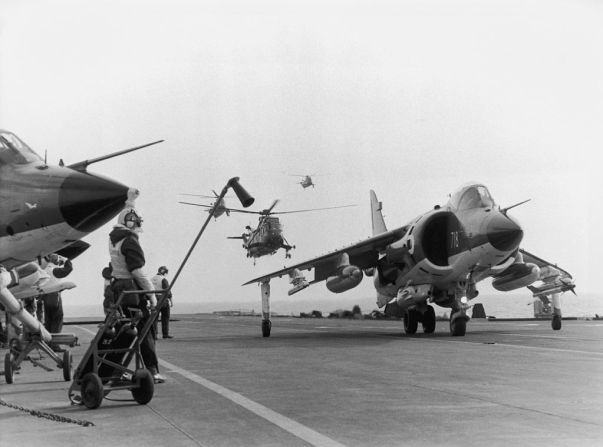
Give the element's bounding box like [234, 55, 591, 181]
[118, 208, 143, 230]
[158, 266, 168, 275]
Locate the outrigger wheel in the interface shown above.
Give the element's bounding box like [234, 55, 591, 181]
[552, 314, 562, 331]
[4, 352, 13, 384]
[81, 372, 104, 409]
[261, 319, 271, 337]
[131, 368, 154, 405]
[62, 350, 73, 381]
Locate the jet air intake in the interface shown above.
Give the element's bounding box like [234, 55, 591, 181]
[413, 210, 465, 267]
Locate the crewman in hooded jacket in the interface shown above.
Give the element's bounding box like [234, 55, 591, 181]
[108, 207, 165, 383]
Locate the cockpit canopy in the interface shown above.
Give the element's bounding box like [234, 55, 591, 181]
[0, 130, 43, 165]
[449, 184, 496, 211]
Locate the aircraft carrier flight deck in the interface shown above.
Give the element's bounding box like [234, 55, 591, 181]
[1, 314, 602, 447]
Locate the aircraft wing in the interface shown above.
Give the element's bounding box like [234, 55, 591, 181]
[519, 248, 576, 295]
[243, 226, 408, 286]
[519, 249, 573, 278]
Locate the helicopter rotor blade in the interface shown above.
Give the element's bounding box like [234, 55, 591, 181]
[178, 201, 214, 208]
[222, 207, 262, 215]
[178, 193, 234, 199]
[262, 199, 280, 215]
[269, 204, 356, 215]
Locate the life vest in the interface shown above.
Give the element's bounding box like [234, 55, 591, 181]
[109, 238, 131, 279]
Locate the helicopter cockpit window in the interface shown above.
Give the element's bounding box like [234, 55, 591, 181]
[452, 185, 495, 211]
[0, 131, 43, 165]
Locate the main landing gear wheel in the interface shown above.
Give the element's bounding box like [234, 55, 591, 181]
[403, 309, 418, 335]
[422, 305, 436, 334]
[131, 368, 155, 405]
[262, 320, 272, 337]
[81, 372, 104, 409]
[551, 314, 562, 331]
[62, 350, 73, 382]
[450, 315, 467, 336]
[4, 352, 14, 384]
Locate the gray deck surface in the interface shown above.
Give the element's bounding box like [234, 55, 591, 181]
[1, 315, 602, 446]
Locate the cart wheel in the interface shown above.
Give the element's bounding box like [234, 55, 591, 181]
[81, 372, 104, 409]
[131, 368, 154, 405]
[4, 352, 13, 384]
[62, 350, 73, 381]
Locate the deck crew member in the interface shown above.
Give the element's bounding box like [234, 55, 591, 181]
[151, 266, 173, 339]
[108, 207, 165, 383]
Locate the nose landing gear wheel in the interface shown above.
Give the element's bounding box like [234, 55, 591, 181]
[81, 372, 104, 409]
[4, 352, 13, 384]
[131, 368, 155, 405]
[450, 315, 467, 336]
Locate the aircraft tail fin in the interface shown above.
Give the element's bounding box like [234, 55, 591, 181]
[370, 190, 388, 235]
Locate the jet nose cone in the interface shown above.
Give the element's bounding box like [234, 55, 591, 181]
[487, 213, 523, 252]
[60, 172, 129, 232]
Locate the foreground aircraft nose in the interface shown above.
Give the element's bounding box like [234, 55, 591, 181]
[487, 213, 523, 252]
[59, 172, 129, 232]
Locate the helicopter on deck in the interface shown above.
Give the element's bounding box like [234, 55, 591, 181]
[226, 200, 355, 262]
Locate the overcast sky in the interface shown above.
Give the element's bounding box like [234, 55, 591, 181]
[1, 0, 601, 315]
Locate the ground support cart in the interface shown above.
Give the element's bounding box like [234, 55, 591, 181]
[67, 177, 254, 409]
[4, 319, 77, 384]
[68, 290, 160, 409]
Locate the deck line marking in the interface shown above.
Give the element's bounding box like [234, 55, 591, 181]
[161, 359, 346, 447]
[75, 326, 345, 447]
[410, 337, 603, 357]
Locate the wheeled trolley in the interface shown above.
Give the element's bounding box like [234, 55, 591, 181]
[68, 290, 159, 409]
[67, 177, 254, 409]
[4, 329, 77, 384]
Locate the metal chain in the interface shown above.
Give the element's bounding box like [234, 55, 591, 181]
[0, 398, 95, 427]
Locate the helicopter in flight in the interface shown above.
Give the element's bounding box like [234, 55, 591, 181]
[224, 200, 355, 262]
[179, 190, 233, 219]
[289, 174, 316, 189]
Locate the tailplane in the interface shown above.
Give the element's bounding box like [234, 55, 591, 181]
[370, 190, 387, 236]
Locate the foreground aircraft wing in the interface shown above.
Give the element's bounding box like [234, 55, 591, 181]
[243, 226, 408, 286]
[519, 248, 576, 295]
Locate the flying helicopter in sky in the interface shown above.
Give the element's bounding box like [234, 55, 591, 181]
[289, 174, 318, 189]
[0, 128, 161, 379]
[186, 199, 354, 262]
[179, 190, 233, 219]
